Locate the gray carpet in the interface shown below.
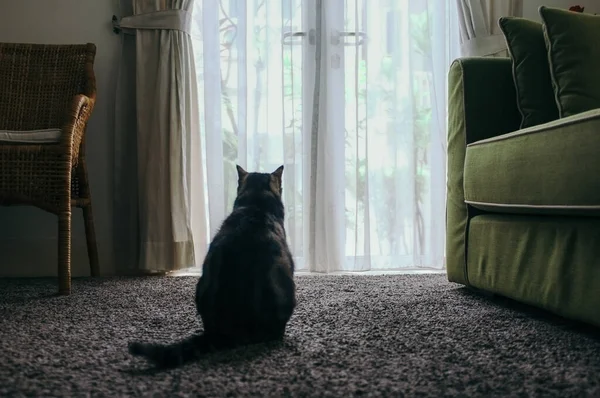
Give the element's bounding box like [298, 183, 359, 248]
[1, 274, 599, 397]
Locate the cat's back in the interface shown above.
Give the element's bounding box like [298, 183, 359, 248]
[201, 168, 293, 279]
[199, 202, 293, 314]
[225, 207, 287, 258]
[196, 166, 296, 340]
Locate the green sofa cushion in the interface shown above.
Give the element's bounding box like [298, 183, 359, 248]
[498, 17, 559, 128]
[464, 108, 600, 216]
[540, 6, 600, 118]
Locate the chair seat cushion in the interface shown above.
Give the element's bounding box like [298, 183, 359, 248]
[0, 128, 62, 143]
[464, 108, 600, 217]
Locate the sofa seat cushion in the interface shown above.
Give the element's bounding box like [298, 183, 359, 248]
[0, 128, 62, 144]
[464, 108, 600, 217]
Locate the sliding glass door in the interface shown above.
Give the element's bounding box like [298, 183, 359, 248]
[191, 0, 458, 272]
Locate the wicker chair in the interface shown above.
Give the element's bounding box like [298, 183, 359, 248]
[0, 42, 99, 295]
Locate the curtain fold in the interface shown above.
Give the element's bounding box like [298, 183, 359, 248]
[456, 0, 523, 57]
[309, 0, 344, 272]
[113, 0, 207, 273]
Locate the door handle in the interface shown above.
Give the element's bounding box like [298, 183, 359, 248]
[331, 30, 367, 46]
[282, 29, 316, 45]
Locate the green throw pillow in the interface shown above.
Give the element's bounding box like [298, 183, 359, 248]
[539, 6, 600, 118]
[498, 16, 559, 128]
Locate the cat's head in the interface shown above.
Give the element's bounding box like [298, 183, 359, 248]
[235, 165, 284, 199]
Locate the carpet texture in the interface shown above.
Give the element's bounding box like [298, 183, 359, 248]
[1, 274, 599, 397]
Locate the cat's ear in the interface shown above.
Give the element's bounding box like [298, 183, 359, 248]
[236, 165, 248, 179]
[271, 165, 284, 179]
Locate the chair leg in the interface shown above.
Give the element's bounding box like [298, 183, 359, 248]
[83, 202, 100, 277]
[58, 211, 72, 295]
[77, 155, 100, 277]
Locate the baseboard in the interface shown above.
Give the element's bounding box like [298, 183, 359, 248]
[0, 237, 115, 278]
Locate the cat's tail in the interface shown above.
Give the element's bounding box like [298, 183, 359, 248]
[128, 333, 226, 369]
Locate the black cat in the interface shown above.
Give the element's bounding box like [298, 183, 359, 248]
[128, 165, 296, 368]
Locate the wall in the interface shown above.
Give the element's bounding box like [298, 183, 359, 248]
[523, 0, 599, 20]
[0, 1, 120, 277]
[0, 1, 597, 278]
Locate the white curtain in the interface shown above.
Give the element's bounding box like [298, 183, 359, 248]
[113, 0, 208, 273]
[191, 0, 460, 272]
[456, 0, 523, 57]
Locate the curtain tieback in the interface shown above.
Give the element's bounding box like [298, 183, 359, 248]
[118, 9, 191, 35]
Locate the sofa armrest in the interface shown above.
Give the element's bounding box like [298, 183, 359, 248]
[446, 57, 521, 285]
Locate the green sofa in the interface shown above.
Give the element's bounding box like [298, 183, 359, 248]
[446, 7, 600, 328]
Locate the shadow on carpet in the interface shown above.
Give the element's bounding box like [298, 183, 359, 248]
[1, 274, 599, 397]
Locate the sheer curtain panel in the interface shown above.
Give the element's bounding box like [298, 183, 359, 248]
[190, 0, 460, 272]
